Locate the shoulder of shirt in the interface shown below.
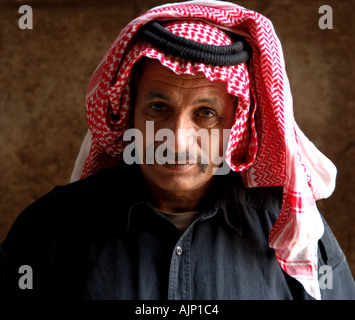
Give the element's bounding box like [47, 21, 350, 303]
[225, 172, 283, 213]
[1, 165, 143, 253]
[55, 164, 143, 204]
[214, 172, 283, 235]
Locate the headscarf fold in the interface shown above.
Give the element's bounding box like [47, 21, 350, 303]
[71, 0, 337, 300]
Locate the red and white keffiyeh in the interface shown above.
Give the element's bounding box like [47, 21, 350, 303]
[71, 0, 337, 299]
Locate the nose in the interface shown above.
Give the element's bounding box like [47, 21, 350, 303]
[167, 114, 195, 154]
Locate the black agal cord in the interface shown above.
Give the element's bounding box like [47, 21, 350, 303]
[142, 21, 250, 66]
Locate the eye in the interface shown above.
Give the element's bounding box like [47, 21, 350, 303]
[143, 102, 171, 120]
[196, 108, 217, 118]
[148, 103, 169, 113]
[194, 108, 221, 128]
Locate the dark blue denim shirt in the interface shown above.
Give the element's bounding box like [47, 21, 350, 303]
[1, 164, 354, 299]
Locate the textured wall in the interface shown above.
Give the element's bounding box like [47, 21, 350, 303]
[1, 0, 354, 276]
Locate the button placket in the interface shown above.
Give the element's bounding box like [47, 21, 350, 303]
[168, 219, 197, 300]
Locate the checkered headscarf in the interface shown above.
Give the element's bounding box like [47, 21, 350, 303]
[71, 0, 337, 300]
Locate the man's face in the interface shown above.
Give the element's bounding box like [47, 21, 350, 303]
[133, 59, 236, 194]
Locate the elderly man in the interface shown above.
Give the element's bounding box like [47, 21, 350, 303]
[1, 1, 354, 300]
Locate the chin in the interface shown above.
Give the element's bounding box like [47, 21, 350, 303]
[157, 176, 200, 192]
[141, 163, 213, 192]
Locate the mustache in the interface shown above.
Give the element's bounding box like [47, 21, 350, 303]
[145, 143, 209, 172]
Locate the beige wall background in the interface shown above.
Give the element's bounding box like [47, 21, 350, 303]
[1, 0, 354, 277]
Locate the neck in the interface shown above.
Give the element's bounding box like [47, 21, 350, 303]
[144, 179, 214, 213]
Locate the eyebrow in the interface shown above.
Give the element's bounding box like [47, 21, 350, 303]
[144, 91, 219, 105]
[192, 97, 218, 106]
[144, 91, 172, 102]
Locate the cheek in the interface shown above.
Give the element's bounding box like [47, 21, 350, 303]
[205, 129, 229, 164]
[133, 108, 143, 130]
[133, 110, 149, 142]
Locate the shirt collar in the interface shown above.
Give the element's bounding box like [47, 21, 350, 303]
[213, 173, 243, 235]
[126, 169, 243, 235]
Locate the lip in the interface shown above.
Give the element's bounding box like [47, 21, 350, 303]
[159, 163, 194, 172]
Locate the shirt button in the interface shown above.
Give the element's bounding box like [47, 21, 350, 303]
[176, 246, 183, 256]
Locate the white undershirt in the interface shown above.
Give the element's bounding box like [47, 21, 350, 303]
[153, 207, 199, 233]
